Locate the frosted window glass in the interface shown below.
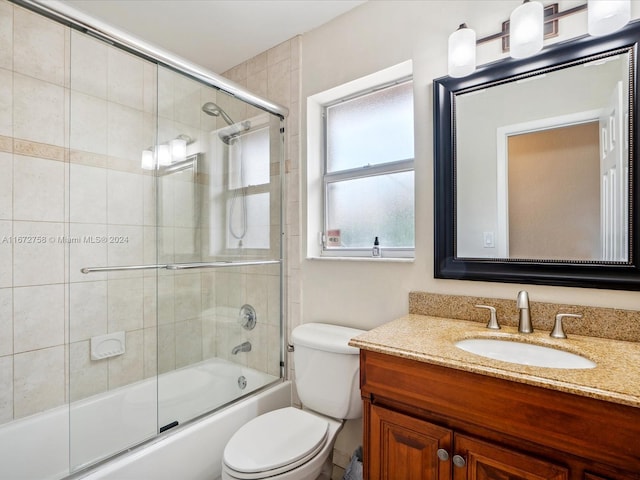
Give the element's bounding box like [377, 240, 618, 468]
[226, 192, 270, 249]
[326, 81, 414, 173]
[229, 127, 269, 189]
[326, 171, 414, 248]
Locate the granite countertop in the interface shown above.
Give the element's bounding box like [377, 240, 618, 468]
[349, 314, 640, 408]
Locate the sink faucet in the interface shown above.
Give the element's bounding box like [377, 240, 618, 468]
[232, 341, 252, 355]
[516, 290, 533, 333]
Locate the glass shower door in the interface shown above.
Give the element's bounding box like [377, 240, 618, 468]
[155, 66, 283, 430]
[67, 30, 159, 471]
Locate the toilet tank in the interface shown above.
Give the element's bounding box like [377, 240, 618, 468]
[291, 323, 365, 420]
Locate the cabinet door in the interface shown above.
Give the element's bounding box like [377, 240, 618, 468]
[453, 434, 569, 480]
[368, 403, 452, 480]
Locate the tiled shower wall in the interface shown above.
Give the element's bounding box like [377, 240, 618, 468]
[0, 0, 282, 426]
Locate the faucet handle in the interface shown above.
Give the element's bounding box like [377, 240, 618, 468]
[550, 313, 582, 339]
[475, 305, 500, 330]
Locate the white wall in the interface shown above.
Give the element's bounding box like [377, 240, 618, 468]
[300, 0, 640, 334]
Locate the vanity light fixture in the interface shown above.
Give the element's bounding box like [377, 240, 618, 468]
[509, 0, 544, 59]
[448, 23, 476, 78]
[447, 0, 631, 77]
[140, 134, 194, 170]
[588, 0, 631, 36]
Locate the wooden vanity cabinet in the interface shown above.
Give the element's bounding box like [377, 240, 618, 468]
[360, 350, 640, 480]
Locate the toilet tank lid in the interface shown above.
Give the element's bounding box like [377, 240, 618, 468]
[292, 323, 365, 354]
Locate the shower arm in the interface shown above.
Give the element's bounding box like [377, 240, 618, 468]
[80, 260, 280, 274]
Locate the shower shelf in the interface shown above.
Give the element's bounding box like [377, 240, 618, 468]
[81, 260, 280, 274]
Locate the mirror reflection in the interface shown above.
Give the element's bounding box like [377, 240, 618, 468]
[455, 51, 630, 262]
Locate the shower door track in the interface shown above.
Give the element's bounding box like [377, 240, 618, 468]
[81, 260, 281, 274]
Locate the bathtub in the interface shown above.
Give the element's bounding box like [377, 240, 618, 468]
[0, 358, 290, 480]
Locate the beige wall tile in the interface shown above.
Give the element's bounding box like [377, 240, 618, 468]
[0, 1, 12, 70]
[12, 221, 64, 286]
[267, 41, 291, 67]
[108, 329, 144, 389]
[70, 30, 107, 99]
[143, 276, 157, 329]
[107, 48, 144, 110]
[13, 73, 65, 146]
[0, 68, 11, 137]
[70, 91, 108, 154]
[143, 63, 157, 115]
[247, 52, 267, 77]
[175, 319, 202, 368]
[14, 346, 65, 418]
[268, 59, 291, 108]
[69, 164, 107, 224]
[0, 220, 10, 288]
[107, 224, 144, 271]
[143, 326, 157, 379]
[14, 155, 64, 222]
[107, 102, 145, 162]
[174, 273, 201, 322]
[107, 170, 143, 225]
[0, 151, 11, 220]
[158, 323, 175, 373]
[107, 277, 143, 333]
[68, 223, 107, 283]
[0, 287, 12, 356]
[69, 281, 107, 342]
[158, 274, 175, 326]
[0, 355, 13, 424]
[174, 75, 201, 129]
[13, 7, 65, 86]
[69, 340, 108, 401]
[14, 284, 64, 353]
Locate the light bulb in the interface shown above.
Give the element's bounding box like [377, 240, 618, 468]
[170, 138, 187, 163]
[588, 0, 630, 36]
[141, 149, 154, 170]
[510, 1, 544, 59]
[157, 144, 171, 166]
[448, 24, 476, 78]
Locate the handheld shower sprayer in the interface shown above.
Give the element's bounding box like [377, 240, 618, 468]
[201, 101, 235, 126]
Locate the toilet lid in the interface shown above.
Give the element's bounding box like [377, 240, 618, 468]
[223, 407, 329, 475]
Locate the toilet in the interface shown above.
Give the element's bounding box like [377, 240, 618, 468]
[221, 322, 365, 480]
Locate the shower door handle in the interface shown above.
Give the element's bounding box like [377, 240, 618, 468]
[166, 260, 280, 270]
[80, 264, 168, 274]
[81, 260, 281, 274]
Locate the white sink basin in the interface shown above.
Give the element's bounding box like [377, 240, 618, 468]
[455, 338, 596, 369]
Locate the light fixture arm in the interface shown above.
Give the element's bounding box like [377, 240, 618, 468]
[476, 2, 587, 46]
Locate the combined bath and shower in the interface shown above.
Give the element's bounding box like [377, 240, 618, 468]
[202, 101, 248, 244]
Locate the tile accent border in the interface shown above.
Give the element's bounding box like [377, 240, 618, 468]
[409, 291, 640, 342]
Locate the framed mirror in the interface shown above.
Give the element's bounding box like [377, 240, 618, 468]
[434, 21, 640, 290]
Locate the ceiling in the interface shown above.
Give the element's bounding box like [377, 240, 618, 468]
[51, 0, 366, 74]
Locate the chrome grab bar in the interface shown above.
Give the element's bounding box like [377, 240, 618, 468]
[81, 260, 280, 274]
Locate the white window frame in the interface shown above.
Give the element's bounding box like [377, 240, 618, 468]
[306, 60, 415, 259]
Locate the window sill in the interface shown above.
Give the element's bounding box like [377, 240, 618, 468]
[307, 256, 414, 263]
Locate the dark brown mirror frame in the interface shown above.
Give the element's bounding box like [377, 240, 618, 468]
[434, 20, 640, 290]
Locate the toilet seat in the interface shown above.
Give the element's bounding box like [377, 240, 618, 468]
[223, 407, 329, 479]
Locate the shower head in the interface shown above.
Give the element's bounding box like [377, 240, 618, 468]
[202, 101, 235, 126]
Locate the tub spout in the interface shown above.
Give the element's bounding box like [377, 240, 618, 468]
[232, 341, 252, 355]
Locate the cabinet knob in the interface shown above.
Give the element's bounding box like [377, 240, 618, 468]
[452, 455, 466, 468]
[436, 448, 450, 461]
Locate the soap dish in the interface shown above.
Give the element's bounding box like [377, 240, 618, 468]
[91, 331, 126, 360]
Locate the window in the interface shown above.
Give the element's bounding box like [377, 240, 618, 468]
[321, 78, 415, 257]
